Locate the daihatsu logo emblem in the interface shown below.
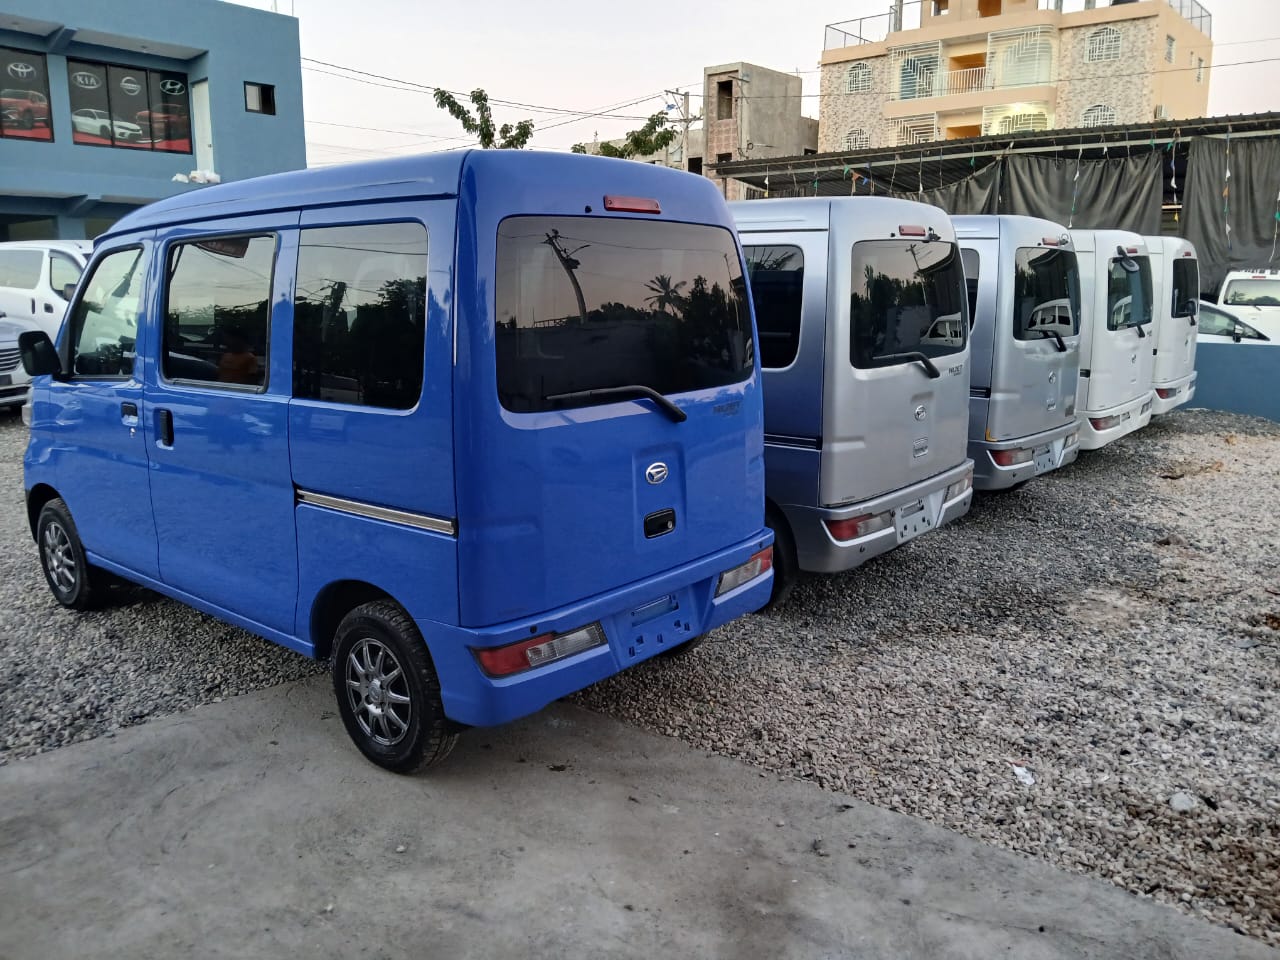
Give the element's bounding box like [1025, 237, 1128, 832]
[160, 79, 186, 95]
[1048, 371, 1057, 384]
[119, 75, 142, 96]
[72, 71, 100, 90]
[645, 462, 668, 485]
[7, 62, 35, 80]
[914, 405, 927, 422]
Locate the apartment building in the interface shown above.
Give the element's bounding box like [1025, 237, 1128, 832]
[818, 0, 1213, 151]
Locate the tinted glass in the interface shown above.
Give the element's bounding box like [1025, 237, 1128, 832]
[66, 59, 190, 153]
[1106, 256, 1153, 331]
[744, 245, 803, 369]
[1171, 258, 1199, 317]
[293, 223, 428, 410]
[961, 247, 980, 327]
[49, 252, 83, 297]
[495, 216, 753, 413]
[0, 47, 53, 143]
[1223, 278, 1280, 308]
[146, 70, 191, 153]
[164, 235, 275, 387]
[0, 249, 42, 288]
[849, 239, 967, 369]
[68, 248, 143, 377]
[1012, 247, 1080, 340]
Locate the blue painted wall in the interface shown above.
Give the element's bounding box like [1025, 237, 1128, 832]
[0, 0, 305, 238]
[1187, 343, 1280, 422]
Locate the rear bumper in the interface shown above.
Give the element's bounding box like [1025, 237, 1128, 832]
[1151, 372, 1197, 416]
[970, 420, 1080, 491]
[1078, 392, 1153, 450]
[425, 529, 774, 727]
[784, 460, 974, 574]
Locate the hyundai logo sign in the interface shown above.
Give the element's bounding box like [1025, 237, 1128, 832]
[645, 462, 668, 485]
[71, 71, 100, 90]
[7, 62, 35, 81]
[119, 75, 142, 96]
[160, 79, 186, 96]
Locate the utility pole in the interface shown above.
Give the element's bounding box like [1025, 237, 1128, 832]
[664, 89, 697, 172]
[542, 230, 589, 323]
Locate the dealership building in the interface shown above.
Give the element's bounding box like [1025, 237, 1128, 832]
[0, 0, 305, 241]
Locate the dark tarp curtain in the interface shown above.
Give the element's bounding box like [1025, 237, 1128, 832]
[891, 162, 1000, 214]
[998, 153, 1162, 235]
[1181, 136, 1280, 296]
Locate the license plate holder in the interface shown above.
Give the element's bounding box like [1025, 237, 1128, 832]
[1033, 446, 1055, 475]
[895, 499, 931, 543]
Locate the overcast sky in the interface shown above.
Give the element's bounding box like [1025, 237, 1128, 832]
[229, 0, 1277, 167]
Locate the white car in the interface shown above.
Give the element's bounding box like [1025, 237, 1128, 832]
[1196, 301, 1272, 345]
[71, 108, 144, 143]
[0, 239, 92, 340]
[1218, 269, 1280, 340]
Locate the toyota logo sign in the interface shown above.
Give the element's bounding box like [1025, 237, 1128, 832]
[645, 462, 668, 485]
[7, 62, 35, 80]
[72, 71, 100, 90]
[119, 75, 142, 96]
[160, 79, 186, 96]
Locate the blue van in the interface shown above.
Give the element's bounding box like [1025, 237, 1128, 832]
[18, 151, 774, 773]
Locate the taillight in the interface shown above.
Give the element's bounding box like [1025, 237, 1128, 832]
[991, 447, 1033, 467]
[824, 511, 891, 542]
[1065, 430, 1079, 447]
[603, 195, 661, 214]
[1141, 399, 1153, 415]
[945, 471, 973, 501]
[1090, 414, 1121, 431]
[474, 622, 606, 677]
[716, 547, 773, 597]
[1156, 387, 1175, 399]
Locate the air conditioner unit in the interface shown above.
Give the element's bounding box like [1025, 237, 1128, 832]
[1154, 105, 1170, 121]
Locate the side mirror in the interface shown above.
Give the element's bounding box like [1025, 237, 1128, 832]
[1186, 298, 1199, 317]
[18, 329, 64, 378]
[61, 282, 77, 301]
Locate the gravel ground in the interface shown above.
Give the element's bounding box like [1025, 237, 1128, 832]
[1, 405, 1277, 944]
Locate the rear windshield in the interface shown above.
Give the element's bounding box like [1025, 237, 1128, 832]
[1013, 247, 1080, 340]
[1171, 258, 1199, 318]
[1106, 255, 1153, 331]
[1223, 278, 1280, 308]
[495, 216, 753, 413]
[849, 239, 967, 369]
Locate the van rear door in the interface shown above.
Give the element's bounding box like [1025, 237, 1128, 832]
[1089, 253, 1153, 410]
[457, 214, 764, 626]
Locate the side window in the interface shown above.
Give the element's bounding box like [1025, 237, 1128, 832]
[743, 245, 804, 369]
[67, 247, 143, 378]
[1171, 258, 1199, 317]
[0, 249, 42, 289]
[960, 247, 980, 328]
[293, 222, 428, 409]
[163, 235, 275, 387]
[49, 252, 84, 300]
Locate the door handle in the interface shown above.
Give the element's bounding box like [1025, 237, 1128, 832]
[158, 408, 174, 446]
[43, 302, 54, 314]
[121, 402, 138, 417]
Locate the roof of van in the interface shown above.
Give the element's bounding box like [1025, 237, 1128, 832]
[100, 150, 730, 241]
[1067, 228, 1147, 254]
[0, 239, 92, 259]
[952, 215, 1072, 244]
[729, 195, 948, 232]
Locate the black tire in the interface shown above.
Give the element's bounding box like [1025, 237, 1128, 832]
[332, 600, 458, 774]
[36, 498, 103, 610]
[760, 505, 798, 610]
[19, 109, 33, 130]
[98, 125, 110, 139]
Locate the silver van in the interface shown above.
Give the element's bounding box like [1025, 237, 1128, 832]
[955, 216, 1081, 490]
[0, 239, 92, 340]
[1145, 236, 1199, 415]
[733, 197, 974, 603]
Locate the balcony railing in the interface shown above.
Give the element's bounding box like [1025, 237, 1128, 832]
[1037, 0, 1212, 38]
[889, 65, 994, 100]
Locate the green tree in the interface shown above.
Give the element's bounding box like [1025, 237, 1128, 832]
[644, 274, 688, 315]
[433, 88, 534, 149]
[572, 112, 678, 160]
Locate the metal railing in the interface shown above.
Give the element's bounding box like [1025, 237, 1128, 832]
[1036, 0, 1211, 37]
[889, 65, 994, 100]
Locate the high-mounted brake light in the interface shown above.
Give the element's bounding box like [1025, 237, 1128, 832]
[473, 622, 606, 677]
[1182, 251, 1194, 258]
[1126, 247, 1139, 255]
[1042, 237, 1060, 247]
[898, 225, 927, 237]
[603, 195, 661, 214]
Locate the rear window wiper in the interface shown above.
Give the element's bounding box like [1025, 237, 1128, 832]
[1037, 329, 1068, 352]
[877, 352, 940, 379]
[545, 385, 688, 423]
[1134, 321, 1147, 339]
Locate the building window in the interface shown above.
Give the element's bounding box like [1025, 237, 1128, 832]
[67, 59, 191, 153]
[0, 46, 54, 143]
[932, 0, 950, 13]
[1085, 26, 1121, 63]
[716, 152, 731, 164]
[1196, 57, 1205, 83]
[716, 80, 734, 120]
[688, 156, 703, 175]
[846, 62, 871, 93]
[1081, 103, 1116, 127]
[843, 128, 870, 150]
[244, 82, 276, 115]
[1165, 35, 1176, 63]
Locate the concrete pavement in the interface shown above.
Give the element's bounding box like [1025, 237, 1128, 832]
[1, 676, 1275, 960]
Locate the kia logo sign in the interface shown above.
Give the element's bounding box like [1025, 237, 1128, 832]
[7, 62, 35, 80]
[72, 71, 100, 90]
[119, 75, 142, 96]
[160, 79, 185, 95]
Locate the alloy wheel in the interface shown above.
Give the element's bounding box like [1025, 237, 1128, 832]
[344, 638, 412, 746]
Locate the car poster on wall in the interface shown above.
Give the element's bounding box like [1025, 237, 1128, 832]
[0, 46, 54, 142]
[67, 59, 191, 154]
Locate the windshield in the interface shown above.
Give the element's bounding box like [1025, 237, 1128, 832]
[849, 239, 967, 369]
[1171, 258, 1199, 318]
[495, 216, 753, 413]
[1106, 255, 1153, 331]
[1013, 247, 1080, 340]
[1223, 278, 1280, 308]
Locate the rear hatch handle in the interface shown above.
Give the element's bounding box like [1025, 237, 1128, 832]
[545, 385, 688, 423]
[877, 352, 941, 379]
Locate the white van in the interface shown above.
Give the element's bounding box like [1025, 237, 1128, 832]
[1068, 230, 1155, 450]
[1145, 237, 1199, 415]
[0, 240, 92, 340]
[1218, 268, 1280, 341]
